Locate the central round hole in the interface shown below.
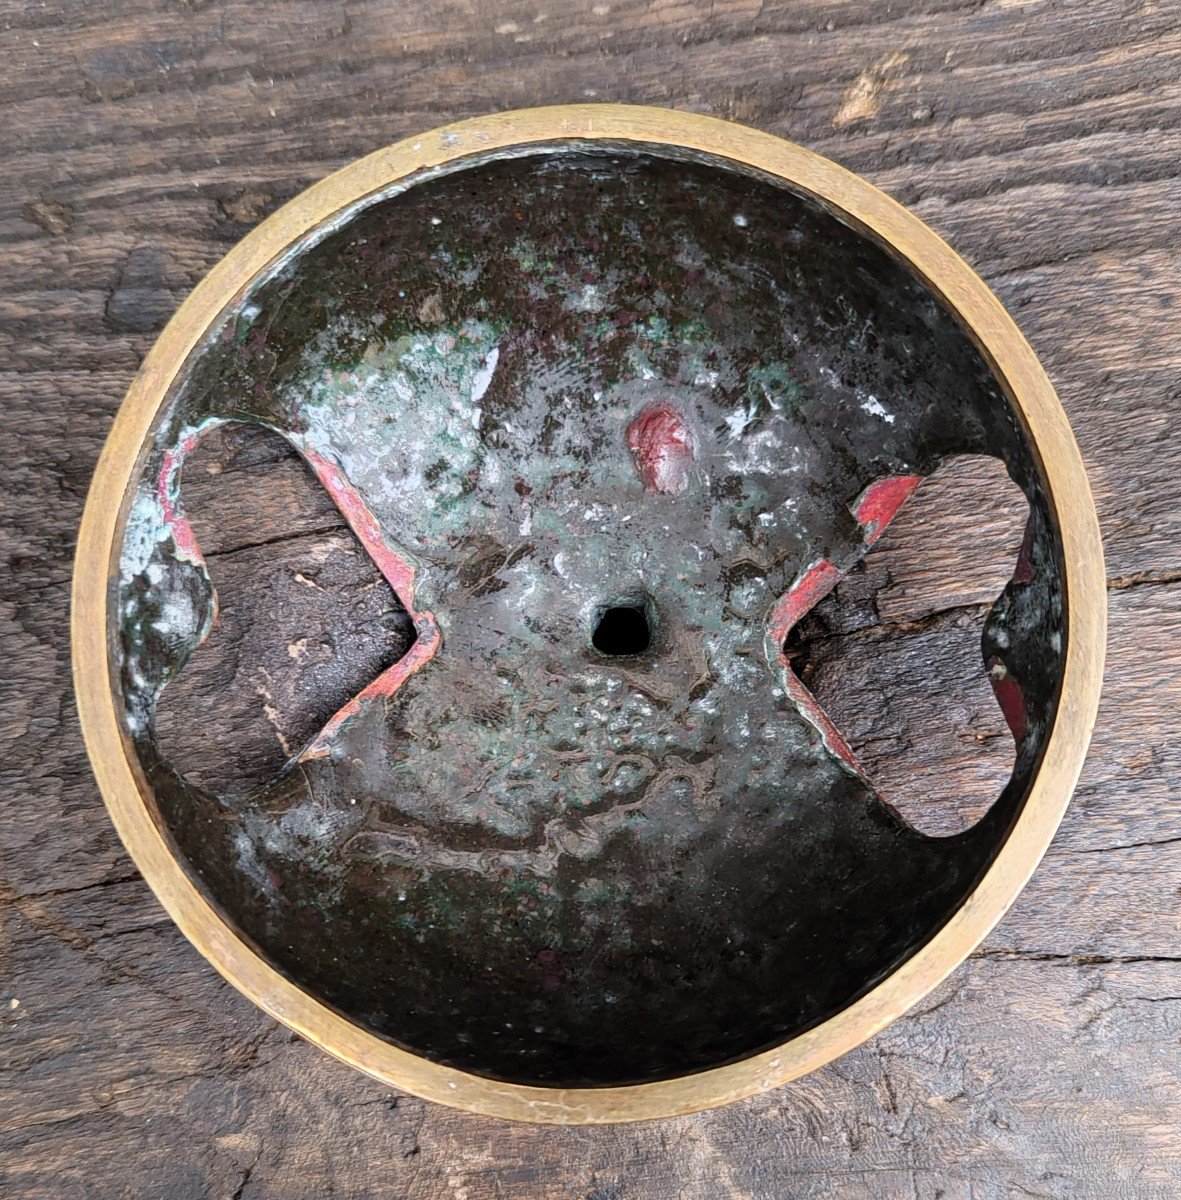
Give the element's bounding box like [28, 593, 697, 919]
[593, 604, 651, 656]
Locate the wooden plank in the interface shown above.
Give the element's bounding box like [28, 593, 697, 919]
[2, 0, 1179, 1194]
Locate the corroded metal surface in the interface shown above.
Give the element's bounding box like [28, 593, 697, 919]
[115, 150, 1063, 1086]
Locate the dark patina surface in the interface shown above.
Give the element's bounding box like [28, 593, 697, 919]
[115, 149, 1063, 1086]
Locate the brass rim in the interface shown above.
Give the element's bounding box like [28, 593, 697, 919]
[71, 104, 1106, 1125]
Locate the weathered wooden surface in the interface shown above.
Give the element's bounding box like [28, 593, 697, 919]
[2, 0, 1179, 1196]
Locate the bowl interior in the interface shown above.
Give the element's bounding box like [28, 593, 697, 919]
[115, 146, 1065, 1087]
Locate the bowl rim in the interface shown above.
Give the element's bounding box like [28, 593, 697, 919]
[71, 103, 1106, 1125]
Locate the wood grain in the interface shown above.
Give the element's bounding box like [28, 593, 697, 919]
[2, 0, 1178, 1194]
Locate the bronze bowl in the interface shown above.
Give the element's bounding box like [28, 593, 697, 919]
[73, 106, 1104, 1122]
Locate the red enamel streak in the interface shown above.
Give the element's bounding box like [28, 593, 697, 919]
[767, 559, 861, 771]
[853, 474, 921, 545]
[301, 449, 420, 609]
[300, 621, 442, 761]
[783, 672, 861, 769]
[767, 559, 842, 648]
[626, 402, 695, 494]
[989, 664, 1028, 743]
[156, 434, 206, 566]
[765, 475, 924, 775]
[296, 447, 441, 760]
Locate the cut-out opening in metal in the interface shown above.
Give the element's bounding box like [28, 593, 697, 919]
[780, 454, 1030, 838]
[152, 423, 416, 796]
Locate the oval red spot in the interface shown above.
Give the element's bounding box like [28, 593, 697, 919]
[626, 402, 695, 494]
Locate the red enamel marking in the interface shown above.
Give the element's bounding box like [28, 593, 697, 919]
[767, 559, 861, 771]
[153, 424, 438, 764]
[988, 659, 1028, 742]
[301, 449, 420, 609]
[297, 448, 441, 762]
[767, 559, 842, 649]
[626, 402, 695, 494]
[766, 473, 925, 775]
[853, 474, 922, 545]
[156, 429, 208, 566]
[781, 662, 862, 769]
[301, 618, 442, 760]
